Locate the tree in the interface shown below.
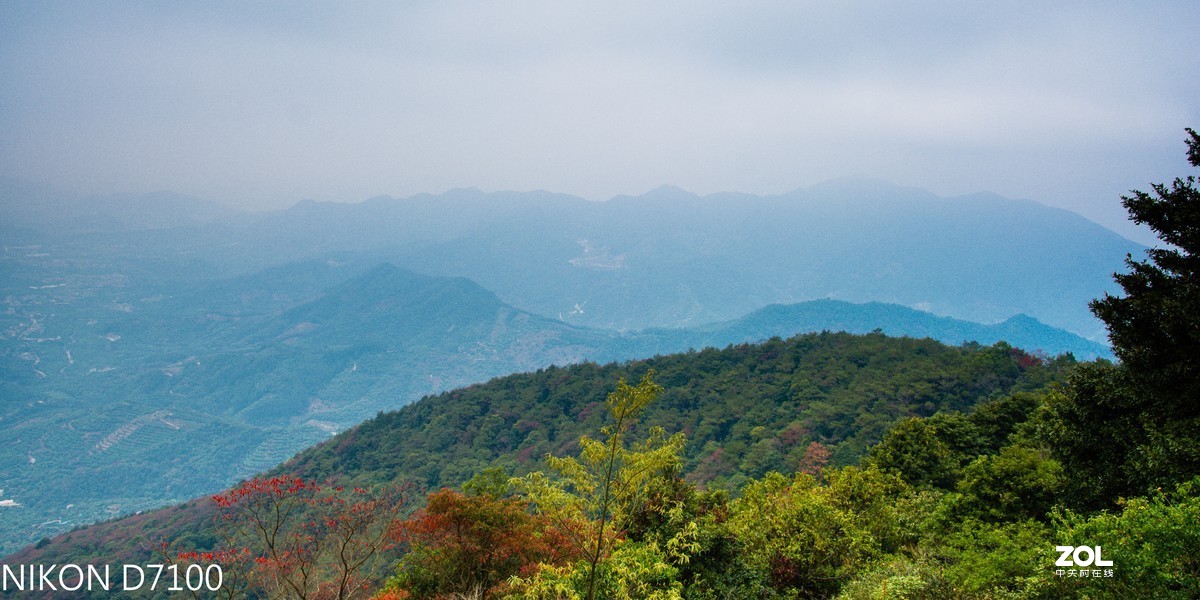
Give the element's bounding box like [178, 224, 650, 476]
[725, 468, 909, 597]
[797, 441, 832, 476]
[513, 371, 687, 600]
[179, 476, 408, 600]
[955, 445, 1064, 523]
[1039, 128, 1200, 507]
[1091, 127, 1200, 406]
[383, 483, 576, 599]
[866, 413, 983, 490]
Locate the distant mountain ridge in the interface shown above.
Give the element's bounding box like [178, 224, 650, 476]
[234, 179, 1143, 340]
[1, 177, 1139, 339]
[0, 177, 235, 232]
[691, 300, 1112, 360]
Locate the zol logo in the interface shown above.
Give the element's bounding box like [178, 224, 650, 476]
[1055, 545, 1113, 567]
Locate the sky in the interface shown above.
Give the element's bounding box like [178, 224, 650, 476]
[1, 2, 1197, 245]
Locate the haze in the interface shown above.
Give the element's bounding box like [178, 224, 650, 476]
[2, 1, 1197, 245]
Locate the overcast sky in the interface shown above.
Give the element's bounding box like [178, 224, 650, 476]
[2, 2, 1197, 244]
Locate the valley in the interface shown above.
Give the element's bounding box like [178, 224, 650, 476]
[1, 180, 1122, 556]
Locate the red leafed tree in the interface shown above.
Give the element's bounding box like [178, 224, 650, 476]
[384, 487, 579, 599]
[173, 476, 409, 600]
[162, 545, 254, 600]
[798, 441, 832, 475]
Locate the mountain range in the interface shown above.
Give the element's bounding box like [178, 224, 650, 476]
[2, 177, 1141, 339]
[0, 176, 1130, 554]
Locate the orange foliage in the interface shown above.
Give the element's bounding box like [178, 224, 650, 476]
[388, 488, 579, 598]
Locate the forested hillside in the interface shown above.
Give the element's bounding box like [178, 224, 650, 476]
[10, 332, 1069, 572]
[285, 333, 1067, 491]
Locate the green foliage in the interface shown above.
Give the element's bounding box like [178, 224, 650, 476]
[867, 417, 962, 489]
[627, 480, 761, 599]
[939, 518, 1052, 597]
[823, 467, 912, 554]
[1045, 477, 1200, 599]
[1031, 365, 1139, 509]
[464, 466, 515, 499]
[601, 540, 686, 600]
[868, 390, 1050, 495]
[955, 446, 1064, 523]
[967, 392, 1043, 452]
[518, 539, 689, 600]
[835, 554, 954, 600]
[513, 372, 687, 600]
[726, 469, 907, 598]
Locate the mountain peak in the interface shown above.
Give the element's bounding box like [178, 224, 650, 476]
[1000, 313, 1042, 326]
[625, 184, 697, 201]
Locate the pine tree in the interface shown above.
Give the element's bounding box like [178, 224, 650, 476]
[1040, 129, 1200, 508]
[1091, 127, 1200, 412]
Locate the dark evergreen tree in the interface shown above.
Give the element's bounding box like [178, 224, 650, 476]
[1041, 129, 1200, 508]
[1091, 127, 1200, 412]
